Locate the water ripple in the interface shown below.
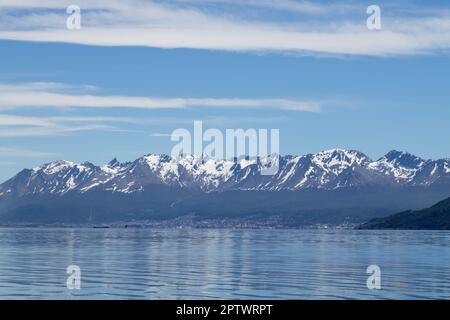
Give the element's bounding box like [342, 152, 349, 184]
[0, 228, 449, 299]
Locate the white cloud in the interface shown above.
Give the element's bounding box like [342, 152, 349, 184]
[0, 113, 120, 137]
[0, 82, 321, 111]
[0, 147, 52, 158]
[0, 161, 16, 166]
[0, 112, 293, 137]
[0, 123, 116, 137]
[173, 0, 354, 15]
[150, 133, 172, 137]
[0, 114, 54, 127]
[0, 0, 449, 56]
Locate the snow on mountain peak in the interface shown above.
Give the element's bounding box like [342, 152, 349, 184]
[1, 149, 448, 197]
[107, 158, 120, 167]
[33, 160, 73, 174]
[381, 150, 425, 168]
[368, 150, 428, 182]
[311, 149, 369, 178]
[315, 148, 369, 163]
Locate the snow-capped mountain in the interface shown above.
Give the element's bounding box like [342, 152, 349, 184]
[1, 148, 449, 198]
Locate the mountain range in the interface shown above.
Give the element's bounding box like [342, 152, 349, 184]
[1, 148, 449, 226]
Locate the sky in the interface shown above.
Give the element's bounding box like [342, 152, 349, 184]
[0, 0, 450, 182]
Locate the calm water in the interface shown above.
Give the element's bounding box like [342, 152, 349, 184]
[0, 227, 449, 299]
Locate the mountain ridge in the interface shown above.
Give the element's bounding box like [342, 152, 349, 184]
[1, 148, 449, 197]
[1, 148, 449, 226]
[358, 197, 450, 230]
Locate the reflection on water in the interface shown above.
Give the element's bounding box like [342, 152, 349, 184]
[0, 228, 449, 299]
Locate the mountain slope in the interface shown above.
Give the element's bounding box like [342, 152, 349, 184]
[1, 149, 448, 196]
[1, 148, 449, 225]
[358, 197, 450, 230]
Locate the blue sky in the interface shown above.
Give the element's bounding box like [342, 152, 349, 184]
[0, 0, 450, 182]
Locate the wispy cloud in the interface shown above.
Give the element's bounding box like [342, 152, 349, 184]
[0, 0, 449, 56]
[0, 82, 321, 111]
[150, 133, 172, 137]
[0, 112, 131, 137]
[0, 112, 293, 137]
[0, 147, 53, 158]
[0, 123, 116, 137]
[0, 161, 16, 166]
[173, 0, 355, 15]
